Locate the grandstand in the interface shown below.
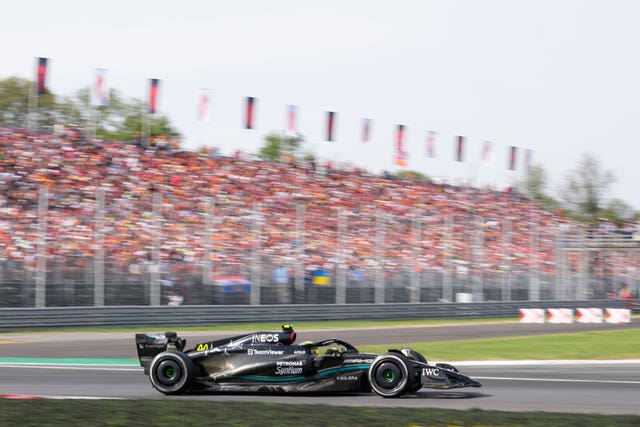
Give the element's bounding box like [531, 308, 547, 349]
[0, 127, 637, 307]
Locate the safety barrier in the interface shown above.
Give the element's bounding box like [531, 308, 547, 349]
[519, 305, 634, 324]
[577, 308, 604, 323]
[0, 299, 631, 332]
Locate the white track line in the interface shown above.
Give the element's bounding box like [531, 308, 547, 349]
[451, 359, 640, 366]
[474, 376, 640, 385]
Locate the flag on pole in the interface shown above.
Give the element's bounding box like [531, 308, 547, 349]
[508, 146, 518, 170]
[524, 148, 533, 172]
[326, 111, 336, 142]
[361, 118, 372, 143]
[245, 96, 256, 129]
[91, 68, 109, 107]
[481, 140, 493, 166]
[148, 79, 160, 114]
[455, 136, 465, 162]
[197, 89, 210, 122]
[36, 57, 49, 95]
[426, 130, 437, 158]
[286, 104, 297, 135]
[394, 124, 408, 167]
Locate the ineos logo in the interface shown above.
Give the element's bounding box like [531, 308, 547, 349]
[251, 333, 280, 343]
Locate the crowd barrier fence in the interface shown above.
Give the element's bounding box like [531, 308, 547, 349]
[0, 299, 633, 332]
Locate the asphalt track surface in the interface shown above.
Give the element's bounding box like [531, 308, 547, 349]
[1, 321, 639, 415]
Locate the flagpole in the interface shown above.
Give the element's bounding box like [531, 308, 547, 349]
[27, 82, 36, 131]
[34, 89, 39, 133]
[28, 82, 39, 132]
[93, 107, 100, 141]
[87, 104, 95, 141]
[143, 111, 151, 147]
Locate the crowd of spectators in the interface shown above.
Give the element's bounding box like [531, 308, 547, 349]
[0, 127, 638, 298]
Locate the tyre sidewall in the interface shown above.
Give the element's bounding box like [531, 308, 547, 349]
[368, 354, 409, 398]
[149, 350, 194, 394]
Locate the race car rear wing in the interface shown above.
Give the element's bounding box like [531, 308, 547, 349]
[135, 332, 186, 374]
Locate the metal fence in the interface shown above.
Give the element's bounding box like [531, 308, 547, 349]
[1, 185, 639, 308]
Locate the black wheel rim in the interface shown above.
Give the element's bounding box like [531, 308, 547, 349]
[374, 362, 402, 389]
[163, 366, 176, 380]
[156, 359, 182, 386]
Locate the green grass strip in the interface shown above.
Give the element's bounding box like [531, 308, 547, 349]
[358, 329, 640, 361]
[0, 400, 638, 427]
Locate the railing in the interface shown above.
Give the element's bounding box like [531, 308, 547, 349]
[0, 299, 632, 332]
[560, 232, 640, 250]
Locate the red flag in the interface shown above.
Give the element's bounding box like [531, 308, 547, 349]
[394, 124, 408, 167]
[197, 89, 210, 122]
[148, 79, 160, 114]
[362, 118, 372, 143]
[426, 131, 437, 158]
[508, 146, 518, 170]
[36, 57, 48, 95]
[482, 141, 493, 166]
[245, 96, 256, 129]
[91, 68, 109, 107]
[286, 104, 297, 135]
[455, 136, 465, 162]
[326, 111, 336, 142]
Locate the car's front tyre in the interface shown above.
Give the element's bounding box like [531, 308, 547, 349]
[149, 350, 195, 395]
[368, 354, 409, 398]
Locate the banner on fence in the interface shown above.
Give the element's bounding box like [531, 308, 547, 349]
[605, 308, 631, 324]
[519, 308, 545, 323]
[546, 308, 573, 324]
[576, 308, 604, 323]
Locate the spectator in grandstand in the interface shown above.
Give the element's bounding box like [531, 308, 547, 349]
[619, 283, 632, 300]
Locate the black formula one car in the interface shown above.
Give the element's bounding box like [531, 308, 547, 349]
[135, 324, 481, 398]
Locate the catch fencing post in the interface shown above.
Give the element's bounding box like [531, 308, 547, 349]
[295, 204, 306, 303]
[555, 228, 566, 301]
[35, 185, 48, 308]
[529, 222, 540, 301]
[375, 209, 386, 304]
[250, 203, 262, 305]
[94, 187, 105, 306]
[336, 209, 347, 304]
[443, 215, 453, 302]
[502, 219, 512, 302]
[150, 191, 162, 306]
[577, 230, 588, 299]
[409, 210, 421, 303]
[202, 198, 215, 287]
[472, 215, 484, 303]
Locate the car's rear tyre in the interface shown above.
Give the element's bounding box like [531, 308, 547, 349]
[149, 350, 195, 395]
[368, 354, 409, 398]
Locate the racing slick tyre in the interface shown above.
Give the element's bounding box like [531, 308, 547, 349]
[368, 354, 410, 398]
[149, 350, 195, 395]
